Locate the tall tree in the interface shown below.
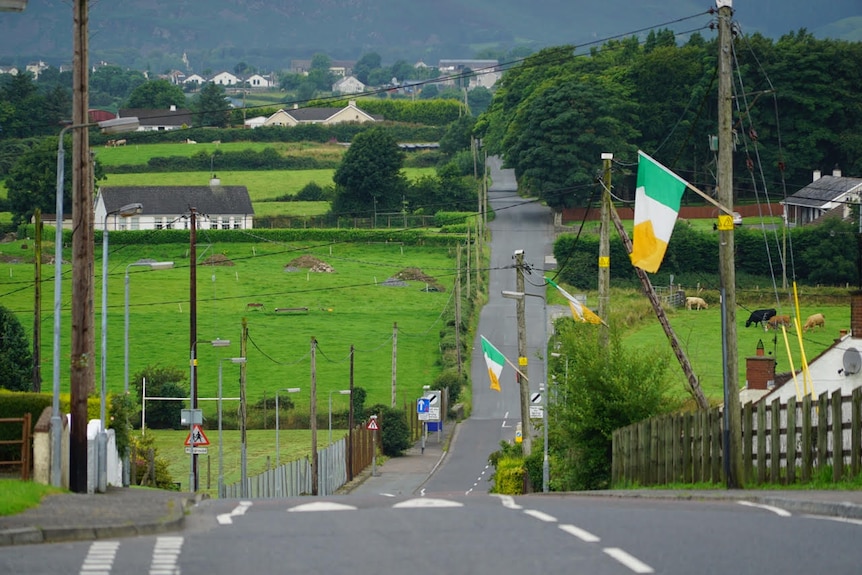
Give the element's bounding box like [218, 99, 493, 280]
[0, 305, 33, 392]
[125, 78, 186, 109]
[331, 127, 406, 217]
[354, 52, 382, 84]
[194, 82, 231, 128]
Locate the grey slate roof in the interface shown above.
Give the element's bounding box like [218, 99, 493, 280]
[783, 175, 862, 208]
[119, 108, 194, 128]
[99, 186, 254, 215]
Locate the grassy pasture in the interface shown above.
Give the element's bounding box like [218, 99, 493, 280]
[94, 141, 347, 166]
[0, 240, 456, 418]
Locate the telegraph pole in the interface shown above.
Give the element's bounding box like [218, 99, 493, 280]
[189, 207, 199, 491]
[598, 153, 613, 345]
[515, 250, 532, 456]
[391, 322, 397, 407]
[69, 0, 92, 493]
[33, 210, 42, 392]
[455, 246, 463, 375]
[717, 0, 743, 488]
[310, 337, 318, 495]
[240, 318, 248, 496]
[348, 345, 355, 481]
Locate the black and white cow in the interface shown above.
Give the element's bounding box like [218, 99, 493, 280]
[745, 308, 776, 328]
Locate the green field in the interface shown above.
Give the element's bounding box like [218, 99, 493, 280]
[0, 240, 456, 416]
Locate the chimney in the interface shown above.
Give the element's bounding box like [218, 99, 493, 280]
[170, 104, 177, 112]
[348, 100, 356, 107]
[851, 291, 862, 338]
[833, 164, 842, 178]
[746, 355, 775, 390]
[813, 169, 821, 181]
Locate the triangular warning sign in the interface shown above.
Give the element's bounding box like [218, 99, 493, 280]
[366, 418, 379, 430]
[184, 424, 211, 447]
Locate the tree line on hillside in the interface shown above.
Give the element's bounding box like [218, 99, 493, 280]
[475, 30, 862, 209]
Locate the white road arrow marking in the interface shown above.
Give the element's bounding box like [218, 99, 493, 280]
[737, 500, 792, 517]
[217, 500, 252, 525]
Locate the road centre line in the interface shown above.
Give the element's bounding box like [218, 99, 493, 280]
[558, 523, 601, 543]
[523, 509, 557, 523]
[493, 494, 522, 510]
[603, 547, 655, 574]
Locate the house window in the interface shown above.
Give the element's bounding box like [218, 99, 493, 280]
[222, 217, 230, 230]
[210, 218, 218, 230]
[233, 220, 241, 229]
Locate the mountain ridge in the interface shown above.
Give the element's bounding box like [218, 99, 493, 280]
[0, 1, 859, 73]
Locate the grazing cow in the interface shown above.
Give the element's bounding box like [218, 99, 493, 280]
[105, 139, 116, 148]
[745, 308, 776, 328]
[685, 296, 708, 310]
[186, 138, 197, 144]
[114, 139, 126, 147]
[213, 140, 221, 147]
[765, 315, 791, 330]
[803, 313, 825, 332]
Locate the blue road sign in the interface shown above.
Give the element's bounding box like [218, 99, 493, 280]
[417, 398, 430, 414]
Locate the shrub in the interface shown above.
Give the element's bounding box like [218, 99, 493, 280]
[367, 403, 411, 456]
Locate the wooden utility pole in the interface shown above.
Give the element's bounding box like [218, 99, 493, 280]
[609, 207, 709, 410]
[310, 337, 318, 495]
[455, 246, 463, 375]
[189, 207, 199, 491]
[598, 153, 613, 345]
[717, 0, 743, 488]
[515, 250, 532, 456]
[391, 322, 397, 407]
[69, 0, 92, 493]
[240, 318, 248, 495]
[348, 345, 354, 481]
[33, 210, 42, 393]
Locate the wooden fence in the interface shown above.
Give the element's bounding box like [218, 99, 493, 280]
[0, 414, 32, 480]
[612, 388, 862, 486]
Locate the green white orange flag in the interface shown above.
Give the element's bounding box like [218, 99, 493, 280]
[630, 150, 688, 273]
[481, 335, 506, 392]
[545, 278, 604, 325]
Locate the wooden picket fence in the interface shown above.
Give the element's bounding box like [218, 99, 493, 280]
[0, 414, 32, 480]
[612, 388, 862, 486]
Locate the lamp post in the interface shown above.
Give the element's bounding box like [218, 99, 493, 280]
[188, 338, 231, 492]
[328, 390, 351, 444]
[275, 387, 302, 469]
[123, 260, 173, 486]
[218, 357, 246, 498]
[51, 117, 139, 488]
[501, 288, 550, 493]
[97, 202, 142, 492]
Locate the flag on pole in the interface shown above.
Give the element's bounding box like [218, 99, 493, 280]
[545, 277, 603, 325]
[630, 150, 688, 273]
[480, 335, 506, 392]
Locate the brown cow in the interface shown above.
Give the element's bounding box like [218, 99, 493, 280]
[803, 313, 825, 332]
[765, 315, 791, 330]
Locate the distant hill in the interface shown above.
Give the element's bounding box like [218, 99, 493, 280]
[0, 0, 859, 73]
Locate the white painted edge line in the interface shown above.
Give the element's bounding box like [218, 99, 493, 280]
[737, 500, 792, 517]
[493, 494, 522, 510]
[217, 500, 253, 525]
[523, 509, 557, 523]
[603, 547, 655, 574]
[803, 514, 862, 526]
[558, 523, 600, 543]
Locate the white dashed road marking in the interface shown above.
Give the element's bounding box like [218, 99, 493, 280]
[493, 494, 522, 510]
[79, 540, 119, 575]
[603, 547, 655, 574]
[523, 509, 557, 523]
[393, 498, 464, 508]
[288, 501, 358, 512]
[558, 523, 601, 543]
[149, 536, 184, 575]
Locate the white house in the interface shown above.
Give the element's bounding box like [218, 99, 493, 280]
[244, 116, 267, 129]
[333, 76, 365, 95]
[211, 71, 240, 86]
[245, 73, 273, 88]
[183, 73, 206, 85]
[780, 168, 862, 227]
[0, 65, 19, 76]
[95, 184, 255, 231]
[118, 104, 192, 131]
[263, 100, 379, 127]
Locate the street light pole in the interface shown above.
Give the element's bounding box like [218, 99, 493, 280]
[123, 260, 172, 487]
[98, 202, 142, 493]
[328, 390, 351, 444]
[52, 116, 139, 489]
[188, 338, 230, 492]
[218, 357, 246, 498]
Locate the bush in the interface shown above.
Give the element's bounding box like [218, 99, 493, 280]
[130, 432, 176, 489]
[367, 403, 411, 456]
[434, 367, 466, 404]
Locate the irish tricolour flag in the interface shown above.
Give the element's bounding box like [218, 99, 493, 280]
[630, 150, 688, 273]
[481, 335, 506, 392]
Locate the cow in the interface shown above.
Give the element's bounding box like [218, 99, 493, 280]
[765, 314, 791, 330]
[745, 308, 776, 328]
[114, 138, 126, 147]
[803, 313, 825, 332]
[685, 296, 708, 310]
[186, 138, 197, 144]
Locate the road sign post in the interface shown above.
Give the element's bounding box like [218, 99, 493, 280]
[368, 415, 379, 476]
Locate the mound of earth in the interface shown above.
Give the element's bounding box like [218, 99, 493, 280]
[285, 255, 335, 273]
[203, 254, 234, 266]
[384, 267, 445, 291]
